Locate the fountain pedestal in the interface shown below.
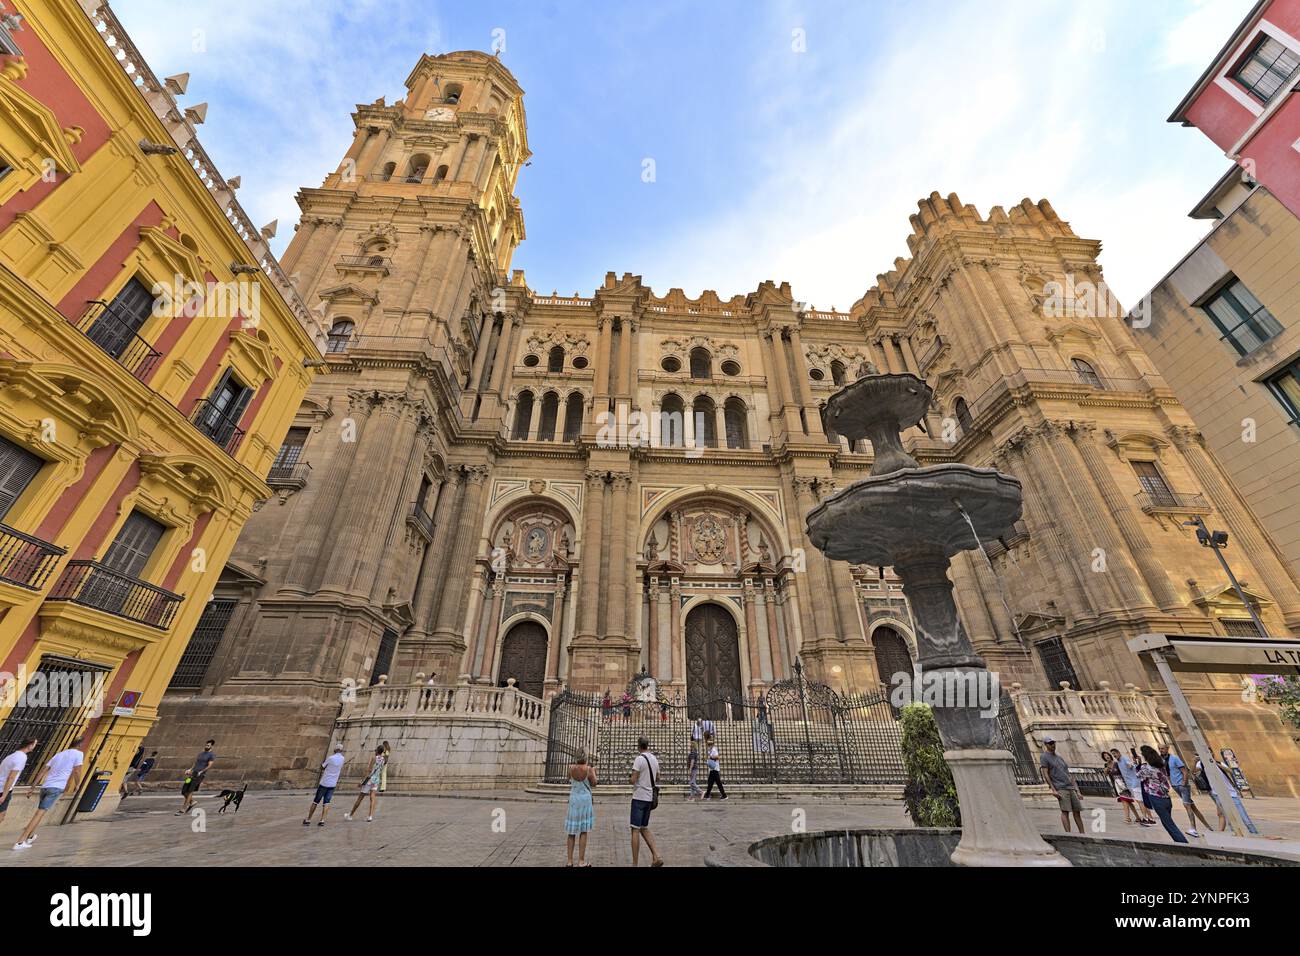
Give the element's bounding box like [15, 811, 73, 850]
[809, 373, 1066, 866]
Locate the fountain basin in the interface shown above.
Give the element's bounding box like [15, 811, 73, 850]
[705, 829, 1300, 868]
[807, 464, 1023, 565]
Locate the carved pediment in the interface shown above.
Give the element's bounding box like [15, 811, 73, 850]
[227, 329, 279, 382]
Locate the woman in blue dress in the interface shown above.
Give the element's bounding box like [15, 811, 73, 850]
[565, 749, 597, 866]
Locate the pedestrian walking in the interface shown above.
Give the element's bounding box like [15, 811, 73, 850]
[1038, 737, 1084, 833]
[1102, 750, 1137, 825]
[177, 739, 217, 815]
[685, 740, 702, 801]
[564, 749, 596, 867]
[1111, 747, 1155, 825]
[1160, 743, 1211, 837]
[14, 736, 85, 851]
[345, 745, 385, 822]
[0, 738, 37, 825]
[1138, 745, 1188, 844]
[304, 745, 346, 826]
[1197, 756, 1259, 835]
[628, 736, 664, 867]
[120, 750, 157, 797]
[378, 740, 391, 793]
[703, 732, 727, 800]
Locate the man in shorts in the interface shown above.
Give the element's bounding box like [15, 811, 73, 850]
[14, 736, 84, 850]
[304, 745, 345, 826]
[177, 739, 216, 815]
[1160, 743, 1211, 837]
[628, 736, 664, 866]
[0, 738, 37, 825]
[120, 750, 157, 798]
[1039, 737, 1084, 833]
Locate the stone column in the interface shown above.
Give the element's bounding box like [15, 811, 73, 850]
[411, 472, 463, 630]
[788, 327, 822, 435]
[574, 471, 606, 641]
[899, 335, 921, 375]
[763, 577, 786, 679]
[821, 479, 865, 642]
[432, 465, 490, 646]
[605, 472, 631, 639]
[354, 126, 390, 178]
[282, 391, 372, 592]
[793, 477, 837, 644]
[487, 313, 515, 393]
[669, 577, 683, 686]
[877, 337, 899, 373]
[468, 313, 494, 393]
[527, 396, 542, 441]
[545, 576, 567, 690]
[645, 578, 659, 675]
[476, 579, 507, 681]
[762, 330, 790, 420]
[616, 318, 633, 398]
[742, 577, 763, 688]
[593, 316, 613, 402]
[1070, 422, 1180, 609]
[1168, 426, 1300, 625]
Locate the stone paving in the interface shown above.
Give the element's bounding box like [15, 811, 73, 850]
[2, 789, 1299, 867]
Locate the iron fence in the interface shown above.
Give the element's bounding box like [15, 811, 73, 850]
[545, 664, 1038, 788]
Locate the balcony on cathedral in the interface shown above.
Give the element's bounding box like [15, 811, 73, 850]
[266, 460, 311, 491]
[335, 254, 391, 276]
[1134, 489, 1211, 516]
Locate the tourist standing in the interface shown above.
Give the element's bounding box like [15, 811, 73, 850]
[1137, 745, 1188, 844]
[345, 745, 385, 822]
[304, 745, 346, 826]
[1160, 743, 1211, 837]
[120, 750, 157, 797]
[602, 690, 613, 721]
[564, 749, 596, 866]
[1102, 751, 1136, 825]
[628, 737, 664, 867]
[1038, 737, 1084, 833]
[379, 740, 391, 793]
[14, 737, 84, 851]
[703, 732, 727, 800]
[177, 739, 217, 815]
[0, 739, 36, 825]
[1111, 748, 1155, 825]
[685, 740, 702, 801]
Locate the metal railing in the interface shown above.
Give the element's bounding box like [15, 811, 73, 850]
[966, 366, 1150, 421]
[266, 460, 311, 487]
[336, 254, 391, 270]
[189, 399, 246, 456]
[47, 560, 183, 630]
[1134, 490, 1209, 513]
[0, 524, 66, 591]
[74, 301, 163, 380]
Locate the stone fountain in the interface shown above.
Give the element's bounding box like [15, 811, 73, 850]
[808, 370, 1068, 867]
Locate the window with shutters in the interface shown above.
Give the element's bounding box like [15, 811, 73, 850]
[193, 368, 253, 451]
[1202, 277, 1282, 356]
[1233, 34, 1300, 103]
[0, 436, 43, 521]
[103, 512, 166, 578]
[87, 277, 157, 361]
[170, 598, 238, 689]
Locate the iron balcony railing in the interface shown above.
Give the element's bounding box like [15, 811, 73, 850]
[267, 460, 311, 487]
[1134, 489, 1210, 513]
[75, 300, 163, 380]
[190, 399, 246, 456]
[47, 559, 183, 630]
[409, 505, 434, 540]
[0, 524, 66, 591]
[336, 254, 391, 271]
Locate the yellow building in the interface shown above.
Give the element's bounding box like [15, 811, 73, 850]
[0, 0, 324, 823]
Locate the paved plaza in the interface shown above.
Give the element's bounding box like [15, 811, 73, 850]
[3, 790, 1300, 867]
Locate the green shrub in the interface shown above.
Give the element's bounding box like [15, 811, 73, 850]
[900, 702, 961, 828]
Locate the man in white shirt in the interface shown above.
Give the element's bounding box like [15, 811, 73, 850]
[303, 744, 346, 826]
[0, 738, 37, 824]
[14, 736, 85, 851]
[628, 736, 664, 867]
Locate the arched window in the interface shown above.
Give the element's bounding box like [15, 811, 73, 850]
[537, 392, 559, 442]
[444, 83, 463, 105]
[693, 396, 717, 448]
[432, 165, 449, 183]
[660, 394, 684, 447]
[511, 391, 534, 441]
[689, 347, 712, 379]
[724, 397, 748, 449]
[548, 345, 565, 372]
[831, 361, 846, 387]
[379, 161, 396, 182]
[326, 320, 354, 353]
[954, 397, 973, 435]
[563, 392, 584, 441]
[1071, 357, 1104, 389]
[406, 153, 431, 182]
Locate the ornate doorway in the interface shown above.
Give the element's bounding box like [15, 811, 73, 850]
[497, 621, 548, 699]
[872, 625, 912, 707]
[684, 603, 744, 719]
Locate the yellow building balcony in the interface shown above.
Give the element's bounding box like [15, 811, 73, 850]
[0, 524, 66, 611]
[45, 560, 184, 632]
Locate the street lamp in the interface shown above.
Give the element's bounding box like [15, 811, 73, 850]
[1183, 516, 1269, 640]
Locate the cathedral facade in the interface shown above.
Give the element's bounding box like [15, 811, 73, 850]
[145, 51, 1300, 793]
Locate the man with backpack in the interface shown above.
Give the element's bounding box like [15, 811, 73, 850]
[628, 736, 664, 867]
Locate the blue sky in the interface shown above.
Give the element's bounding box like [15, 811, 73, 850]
[115, 0, 1251, 309]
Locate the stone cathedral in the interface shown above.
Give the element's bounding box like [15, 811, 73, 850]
[145, 51, 1300, 793]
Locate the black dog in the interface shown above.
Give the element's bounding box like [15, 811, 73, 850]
[216, 785, 247, 814]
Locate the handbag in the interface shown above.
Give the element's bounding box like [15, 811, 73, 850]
[641, 753, 660, 810]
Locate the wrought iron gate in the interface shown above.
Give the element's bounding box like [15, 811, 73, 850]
[544, 661, 1039, 787]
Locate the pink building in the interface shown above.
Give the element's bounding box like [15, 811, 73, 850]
[1169, 0, 1300, 218]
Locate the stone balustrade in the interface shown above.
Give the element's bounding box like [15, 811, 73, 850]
[1009, 681, 1172, 767]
